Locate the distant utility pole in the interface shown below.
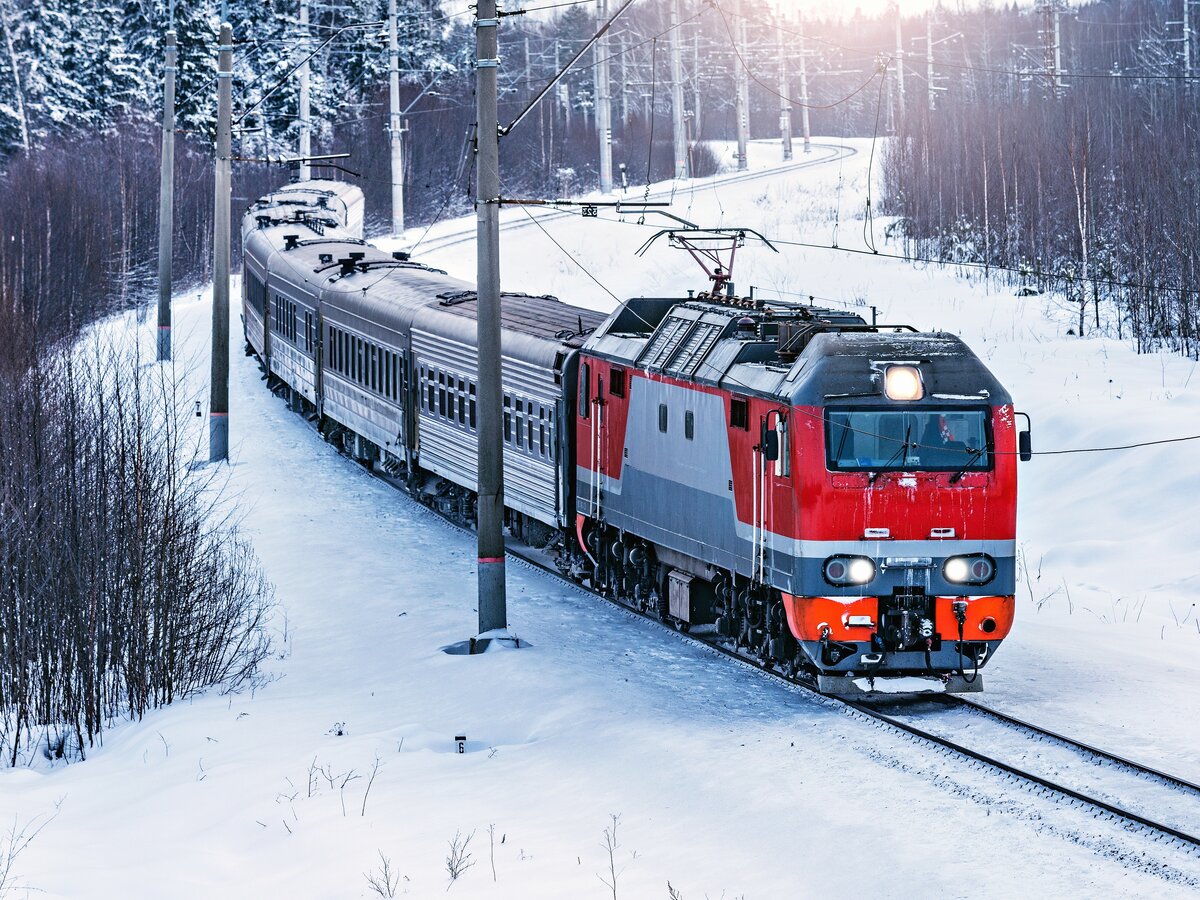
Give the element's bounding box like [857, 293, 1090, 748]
[298, 0, 312, 180]
[595, 0, 613, 193]
[732, 0, 749, 169]
[776, 6, 792, 161]
[1187, 0, 1194, 77]
[926, 12, 935, 110]
[692, 31, 702, 139]
[210, 22, 232, 463]
[797, 14, 811, 154]
[669, 0, 690, 178]
[156, 30, 176, 362]
[387, 0, 403, 234]
[474, 0, 507, 638]
[1171, 0, 1193, 77]
[1038, 1, 1063, 97]
[894, 2, 905, 120]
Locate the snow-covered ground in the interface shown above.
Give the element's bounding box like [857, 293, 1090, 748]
[2, 139, 1198, 898]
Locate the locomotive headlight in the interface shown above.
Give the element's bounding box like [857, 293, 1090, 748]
[884, 365, 924, 401]
[943, 554, 996, 585]
[824, 555, 876, 586]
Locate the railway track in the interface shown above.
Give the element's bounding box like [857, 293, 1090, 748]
[406, 142, 858, 256]
[379, 475, 1200, 856]
[471, 522, 1200, 855]
[848, 696, 1200, 850]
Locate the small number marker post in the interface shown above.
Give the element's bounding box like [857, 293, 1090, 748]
[455, 734, 466, 754]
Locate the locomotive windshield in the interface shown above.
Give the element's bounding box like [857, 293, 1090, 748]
[825, 408, 991, 472]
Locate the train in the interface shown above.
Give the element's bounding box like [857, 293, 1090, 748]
[241, 179, 1031, 696]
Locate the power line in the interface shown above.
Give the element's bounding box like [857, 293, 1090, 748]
[766, 238, 1200, 299]
[713, 2, 885, 110]
[518, 212, 1199, 458]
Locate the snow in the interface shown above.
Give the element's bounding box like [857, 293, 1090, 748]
[2, 138, 1199, 898]
[851, 676, 947, 694]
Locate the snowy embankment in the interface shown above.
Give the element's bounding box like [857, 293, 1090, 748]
[2, 139, 1198, 898]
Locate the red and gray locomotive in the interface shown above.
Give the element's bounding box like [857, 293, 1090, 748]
[242, 180, 1030, 695]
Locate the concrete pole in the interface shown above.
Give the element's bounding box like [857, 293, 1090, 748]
[156, 31, 176, 362]
[926, 12, 935, 111]
[776, 7, 792, 161]
[1053, 6, 1062, 95]
[669, 0, 689, 178]
[619, 31, 630, 126]
[298, 0, 311, 180]
[388, 0, 404, 234]
[692, 31, 702, 139]
[474, 0, 507, 637]
[894, 2, 905, 118]
[1184, 0, 1192, 78]
[595, 0, 613, 193]
[210, 22, 232, 463]
[798, 14, 811, 154]
[732, 0, 749, 170]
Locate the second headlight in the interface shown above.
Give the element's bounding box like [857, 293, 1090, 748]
[943, 554, 995, 585]
[824, 555, 876, 585]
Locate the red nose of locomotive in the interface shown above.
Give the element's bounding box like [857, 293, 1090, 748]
[779, 333, 1026, 694]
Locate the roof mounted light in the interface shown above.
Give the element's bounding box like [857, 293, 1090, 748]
[884, 365, 924, 401]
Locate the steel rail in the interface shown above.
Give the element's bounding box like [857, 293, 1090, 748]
[369, 449, 1200, 855]
[844, 699, 1200, 851]
[392, 482, 1200, 854]
[940, 694, 1200, 796]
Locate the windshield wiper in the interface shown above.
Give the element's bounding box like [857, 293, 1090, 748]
[949, 445, 986, 483]
[869, 424, 912, 485]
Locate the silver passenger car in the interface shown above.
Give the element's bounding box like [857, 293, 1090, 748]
[241, 179, 603, 530]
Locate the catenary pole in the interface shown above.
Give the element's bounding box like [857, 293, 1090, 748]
[732, 0, 749, 170]
[776, 6, 792, 161]
[157, 31, 176, 361]
[798, 14, 811, 153]
[298, 0, 312, 180]
[894, 2, 905, 119]
[388, 0, 404, 234]
[210, 22, 232, 463]
[926, 12, 935, 111]
[475, 0, 507, 638]
[1180, 0, 1190, 78]
[595, 0, 613, 193]
[669, 0, 689, 178]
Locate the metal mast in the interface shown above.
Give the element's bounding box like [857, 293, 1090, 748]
[776, 6, 792, 161]
[156, 31, 176, 362]
[894, 2, 905, 119]
[669, 0, 689, 178]
[595, 0, 614, 193]
[210, 23, 232, 463]
[298, 0, 312, 179]
[474, 0, 507, 637]
[798, 14, 811, 154]
[388, 0, 404, 233]
[732, 0, 749, 170]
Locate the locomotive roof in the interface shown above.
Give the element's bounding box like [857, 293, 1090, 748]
[583, 295, 1011, 407]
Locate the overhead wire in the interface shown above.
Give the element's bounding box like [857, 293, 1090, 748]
[514, 209, 1199, 458]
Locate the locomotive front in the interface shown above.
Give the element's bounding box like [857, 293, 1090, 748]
[780, 331, 1030, 693]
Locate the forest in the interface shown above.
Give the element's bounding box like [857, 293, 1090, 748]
[884, 0, 1199, 355]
